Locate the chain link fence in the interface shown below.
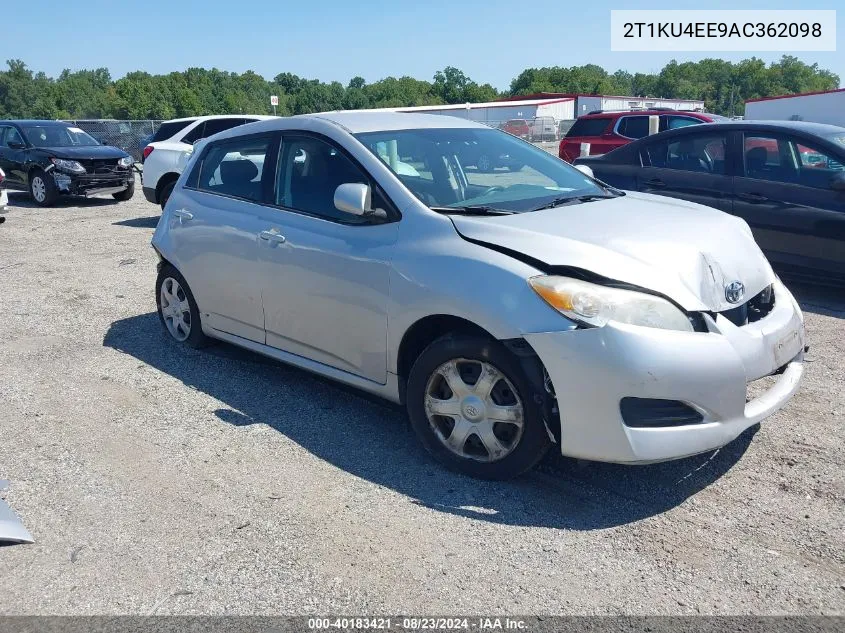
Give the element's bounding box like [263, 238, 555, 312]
[61, 117, 574, 161]
[63, 120, 163, 161]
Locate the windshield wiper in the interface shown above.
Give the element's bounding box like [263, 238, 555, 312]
[430, 205, 514, 216]
[530, 194, 617, 212]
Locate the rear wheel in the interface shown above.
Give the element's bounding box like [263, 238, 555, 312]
[407, 335, 550, 479]
[29, 170, 58, 207]
[155, 265, 209, 349]
[112, 180, 135, 201]
[159, 180, 176, 211]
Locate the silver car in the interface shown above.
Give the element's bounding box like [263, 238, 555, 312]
[151, 112, 806, 480]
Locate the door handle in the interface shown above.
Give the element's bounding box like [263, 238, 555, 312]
[644, 179, 666, 188]
[259, 230, 286, 244]
[738, 192, 768, 203]
[173, 208, 193, 222]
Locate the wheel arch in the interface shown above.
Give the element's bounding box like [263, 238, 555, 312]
[155, 171, 180, 199]
[395, 313, 559, 442]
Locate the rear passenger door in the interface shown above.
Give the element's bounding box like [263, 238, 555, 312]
[165, 132, 279, 343]
[637, 131, 733, 212]
[733, 133, 845, 277]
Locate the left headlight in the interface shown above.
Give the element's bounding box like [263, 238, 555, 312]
[528, 275, 694, 332]
[118, 156, 134, 168]
[50, 158, 86, 174]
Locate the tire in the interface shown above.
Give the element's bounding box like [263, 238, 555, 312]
[406, 334, 551, 480]
[112, 179, 135, 201]
[29, 170, 58, 207]
[155, 265, 209, 349]
[159, 180, 176, 211]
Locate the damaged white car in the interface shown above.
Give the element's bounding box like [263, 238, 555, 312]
[152, 112, 806, 479]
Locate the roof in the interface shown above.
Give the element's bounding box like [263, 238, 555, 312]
[496, 92, 705, 104]
[337, 97, 574, 115]
[652, 119, 845, 137]
[0, 119, 72, 126]
[745, 87, 845, 103]
[160, 114, 277, 123]
[304, 111, 489, 133]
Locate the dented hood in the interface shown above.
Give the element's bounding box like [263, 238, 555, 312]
[451, 191, 775, 312]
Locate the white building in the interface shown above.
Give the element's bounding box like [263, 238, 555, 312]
[345, 93, 705, 127]
[744, 88, 845, 127]
[351, 97, 576, 125]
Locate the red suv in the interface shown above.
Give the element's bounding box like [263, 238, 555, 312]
[558, 110, 724, 162]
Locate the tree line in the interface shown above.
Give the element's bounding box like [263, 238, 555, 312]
[0, 56, 837, 121]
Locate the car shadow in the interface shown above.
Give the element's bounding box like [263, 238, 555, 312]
[5, 191, 118, 209]
[113, 216, 160, 229]
[784, 279, 845, 319]
[103, 313, 754, 530]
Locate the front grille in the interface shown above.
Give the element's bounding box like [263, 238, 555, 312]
[79, 159, 121, 175]
[719, 284, 775, 327]
[620, 398, 704, 428]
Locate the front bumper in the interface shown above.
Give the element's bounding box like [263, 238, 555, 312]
[524, 280, 805, 463]
[51, 170, 132, 197]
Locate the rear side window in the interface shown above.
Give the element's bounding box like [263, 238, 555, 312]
[565, 118, 611, 138]
[202, 118, 247, 138]
[667, 116, 703, 130]
[151, 120, 195, 142]
[194, 135, 272, 203]
[647, 133, 728, 174]
[616, 116, 650, 139]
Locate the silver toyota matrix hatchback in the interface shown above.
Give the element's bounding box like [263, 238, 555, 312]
[151, 112, 806, 479]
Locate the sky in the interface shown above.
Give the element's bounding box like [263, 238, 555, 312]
[3, 0, 842, 90]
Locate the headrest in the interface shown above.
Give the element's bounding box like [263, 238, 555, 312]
[220, 159, 258, 184]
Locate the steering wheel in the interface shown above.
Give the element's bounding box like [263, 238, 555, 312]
[481, 186, 505, 196]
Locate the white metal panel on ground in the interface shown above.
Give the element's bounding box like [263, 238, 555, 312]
[745, 90, 845, 126]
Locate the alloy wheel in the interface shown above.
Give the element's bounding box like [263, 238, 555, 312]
[424, 358, 524, 462]
[31, 177, 46, 203]
[159, 277, 192, 341]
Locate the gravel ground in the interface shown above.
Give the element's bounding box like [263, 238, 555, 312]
[0, 178, 843, 615]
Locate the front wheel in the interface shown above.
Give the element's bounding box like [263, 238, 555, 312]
[29, 170, 58, 207]
[406, 335, 551, 479]
[112, 180, 135, 201]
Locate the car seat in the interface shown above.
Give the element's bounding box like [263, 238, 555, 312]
[219, 159, 260, 200]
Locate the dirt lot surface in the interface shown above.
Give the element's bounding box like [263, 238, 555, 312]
[0, 179, 843, 615]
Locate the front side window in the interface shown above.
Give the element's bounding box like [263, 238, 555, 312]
[355, 127, 606, 213]
[22, 125, 99, 148]
[743, 135, 795, 183]
[789, 140, 844, 189]
[276, 135, 373, 222]
[195, 135, 271, 202]
[647, 133, 727, 175]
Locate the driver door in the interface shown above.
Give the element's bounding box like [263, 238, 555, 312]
[257, 134, 399, 384]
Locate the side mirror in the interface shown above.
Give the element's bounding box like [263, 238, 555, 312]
[830, 172, 845, 192]
[334, 183, 387, 219]
[574, 164, 594, 179]
[7, 141, 26, 150]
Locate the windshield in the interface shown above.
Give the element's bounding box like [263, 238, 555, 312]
[826, 133, 845, 149]
[354, 128, 609, 213]
[22, 125, 100, 148]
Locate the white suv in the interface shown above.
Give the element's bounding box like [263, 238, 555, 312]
[141, 115, 275, 209]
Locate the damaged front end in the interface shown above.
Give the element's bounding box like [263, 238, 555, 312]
[47, 157, 133, 198]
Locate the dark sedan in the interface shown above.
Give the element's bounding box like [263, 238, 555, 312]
[0, 120, 135, 207]
[575, 121, 845, 283]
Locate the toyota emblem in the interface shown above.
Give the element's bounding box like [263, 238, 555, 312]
[725, 280, 745, 304]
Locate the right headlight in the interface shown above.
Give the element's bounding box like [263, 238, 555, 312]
[528, 275, 694, 332]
